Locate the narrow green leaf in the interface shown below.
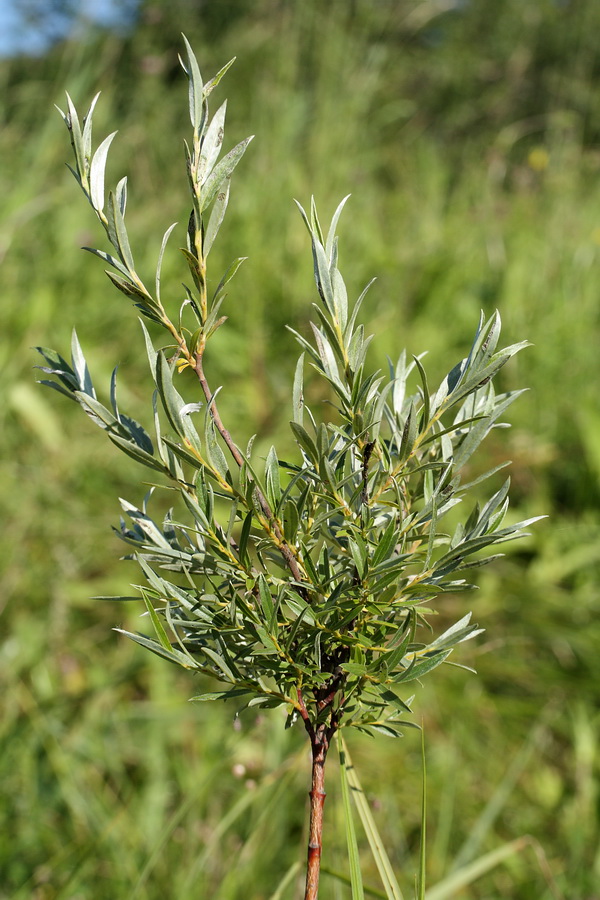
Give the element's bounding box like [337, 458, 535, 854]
[292, 353, 305, 425]
[198, 100, 227, 184]
[156, 222, 178, 303]
[64, 93, 85, 176]
[332, 267, 349, 330]
[89, 131, 117, 213]
[345, 277, 376, 342]
[70, 329, 94, 396]
[238, 511, 253, 567]
[203, 56, 236, 97]
[212, 256, 247, 304]
[311, 323, 345, 391]
[81, 92, 100, 161]
[290, 421, 319, 465]
[200, 136, 254, 212]
[140, 591, 173, 652]
[312, 238, 334, 314]
[82, 246, 131, 280]
[108, 433, 166, 473]
[371, 518, 398, 568]
[265, 445, 281, 509]
[200, 645, 236, 682]
[107, 191, 136, 272]
[191, 688, 252, 702]
[325, 194, 351, 262]
[394, 650, 452, 683]
[399, 402, 417, 461]
[310, 196, 324, 243]
[413, 354, 430, 428]
[114, 628, 198, 669]
[37, 379, 77, 401]
[203, 423, 228, 484]
[257, 574, 275, 627]
[105, 272, 160, 320]
[283, 499, 300, 545]
[161, 436, 202, 470]
[340, 662, 369, 677]
[156, 352, 186, 435]
[140, 320, 158, 383]
[181, 34, 204, 133]
[204, 178, 230, 256]
[115, 175, 127, 215]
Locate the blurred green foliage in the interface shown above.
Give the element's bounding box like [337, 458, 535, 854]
[1, 1, 600, 897]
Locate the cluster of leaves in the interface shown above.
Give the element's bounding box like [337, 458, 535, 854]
[37, 38, 539, 743]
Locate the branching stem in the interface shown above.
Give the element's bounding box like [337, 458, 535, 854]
[193, 351, 310, 600]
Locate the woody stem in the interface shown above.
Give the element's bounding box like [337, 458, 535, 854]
[304, 728, 328, 900]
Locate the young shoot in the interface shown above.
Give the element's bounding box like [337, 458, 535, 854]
[38, 36, 540, 900]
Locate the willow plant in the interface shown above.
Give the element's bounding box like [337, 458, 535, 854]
[37, 37, 540, 900]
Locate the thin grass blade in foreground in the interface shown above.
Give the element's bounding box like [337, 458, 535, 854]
[338, 734, 365, 900]
[424, 836, 563, 900]
[417, 728, 426, 900]
[268, 861, 302, 900]
[340, 736, 404, 900]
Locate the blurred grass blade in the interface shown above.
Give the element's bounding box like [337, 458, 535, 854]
[451, 713, 548, 871]
[322, 866, 389, 899]
[341, 735, 404, 900]
[417, 726, 426, 900]
[338, 734, 365, 900]
[267, 860, 301, 900]
[130, 786, 209, 899]
[425, 836, 563, 900]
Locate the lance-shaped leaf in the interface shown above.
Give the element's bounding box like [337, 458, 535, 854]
[292, 353, 305, 425]
[200, 136, 254, 212]
[81, 92, 100, 163]
[70, 329, 95, 396]
[181, 34, 205, 134]
[114, 628, 200, 669]
[325, 194, 350, 263]
[265, 445, 281, 510]
[156, 352, 201, 451]
[198, 100, 227, 184]
[203, 56, 236, 97]
[63, 93, 86, 178]
[212, 256, 247, 305]
[394, 649, 452, 683]
[89, 131, 117, 213]
[204, 178, 230, 256]
[204, 412, 230, 482]
[106, 191, 136, 273]
[155, 222, 178, 303]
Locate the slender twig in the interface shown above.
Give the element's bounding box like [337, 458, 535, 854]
[193, 351, 311, 599]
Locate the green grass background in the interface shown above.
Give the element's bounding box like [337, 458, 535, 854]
[2, 1, 600, 897]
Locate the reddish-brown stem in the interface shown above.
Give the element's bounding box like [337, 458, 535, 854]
[193, 354, 245, 468]
[298, 684, 343, 900]
[305, 731, 328, 900]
